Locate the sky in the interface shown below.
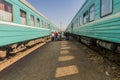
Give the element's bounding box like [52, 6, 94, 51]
[27, 0, 86, 30]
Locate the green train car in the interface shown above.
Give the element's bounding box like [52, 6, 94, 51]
[0, 0, 58, 58]
[66, 0, 120, 51]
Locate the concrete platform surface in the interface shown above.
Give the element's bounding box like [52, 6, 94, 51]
[0, 41, 108, 80]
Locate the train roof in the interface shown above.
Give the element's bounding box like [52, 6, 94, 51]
[20, 0, 49, 21]
[67, 0, 87, 26]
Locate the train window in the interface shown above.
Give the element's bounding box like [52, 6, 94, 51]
[0, 0, 12, 22]
[77, 18, 79, 27]
[37, 18, 40, 27]
[41, 20, 44, 28]
[90, 5, 95, 21]
[101, 0, 112, 17]
[79, 16, 82, 26]
[44, 22, 46, 28]
[75, 18, 78, 27]
[43, 22, 45, 28]
[83, 11, 89, 24]
[71, 23, 73, 33]
[48, 24, 50, 29]
[79, 16, 81, 26]
[20, 10, 27, 25]
[30, 15, 34, 26]
[45, 22, 48, 29]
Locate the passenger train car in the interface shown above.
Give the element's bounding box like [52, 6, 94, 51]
[0, 0, 59, 58]
[66, 0, 120, 51]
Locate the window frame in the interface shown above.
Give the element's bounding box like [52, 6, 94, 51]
[47, 23, 50, 29]
[41, 20, 43, 28]
[89, 4, 95, 22]
[45, 22, 46, 28]
[37, 18, 40, 27]
[20, 9, 27, 18]
[0, 0, 13, 22]
[20, 9, 27, 25]
[75, 18, 78, 27]
[71, 23, 73, 33]
[30, 15, 35, 26]
[79, 16, 83, 26]
[100, 0, 113, 17]
[83, 10, 89, 24]
[79, 16, 81, 26]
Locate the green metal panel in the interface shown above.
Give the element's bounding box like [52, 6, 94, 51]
[13, 4, 21, 24]
[114, 0, 120, 14]
[5, 0, 57, 30]
[74, 14, 120, 43]
[0, 0, 59, 46]
[0, 24, 51, 46]
[67, 0, 120, 44]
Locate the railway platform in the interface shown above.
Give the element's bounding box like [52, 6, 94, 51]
[0, 41, 110, 80]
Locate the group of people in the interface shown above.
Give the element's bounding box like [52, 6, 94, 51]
[51, 31, 69, 41]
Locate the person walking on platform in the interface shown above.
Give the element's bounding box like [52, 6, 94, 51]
[51, 32, 55, 41]
[61, 32, 64, 40]
[54, 31, 58, 41]
[57, 32, 61, 41]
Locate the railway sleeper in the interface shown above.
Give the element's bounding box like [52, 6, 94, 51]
[96, 40, 117, 51]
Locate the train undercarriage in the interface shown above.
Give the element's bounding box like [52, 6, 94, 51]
[71, 34, 119, 52]
[0, 36, 50, 60]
